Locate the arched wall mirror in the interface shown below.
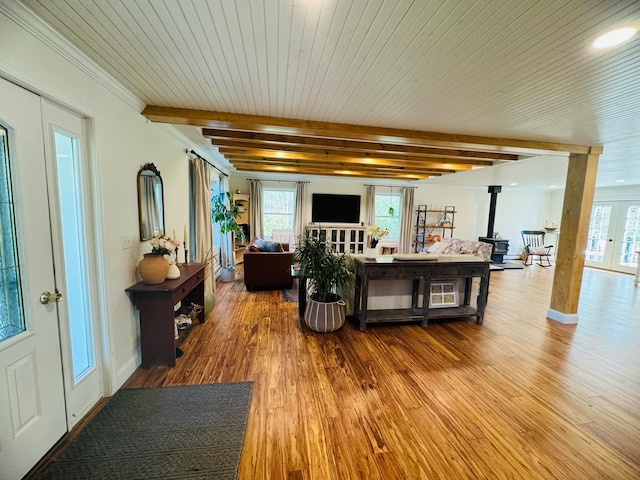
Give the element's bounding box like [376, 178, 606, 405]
[137, 163, 165, 241]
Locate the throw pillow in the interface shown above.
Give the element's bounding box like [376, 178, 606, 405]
[256, 239, 283, 252]
[427, 241, 448, 254]
[247, 237, 262, 252]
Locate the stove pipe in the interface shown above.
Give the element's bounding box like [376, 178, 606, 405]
[486, 185, 502, 238]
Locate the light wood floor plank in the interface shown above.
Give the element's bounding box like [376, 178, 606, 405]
[119, 264, 640, 479]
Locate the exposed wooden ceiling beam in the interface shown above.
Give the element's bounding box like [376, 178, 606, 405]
[202, 128, 517, 162]
[227, 157, 451, 176]
[143, 105, 599, 155]
[218, 149, 474, 171]
[211, 140, 494, 166]
[230, 162, 431, 180]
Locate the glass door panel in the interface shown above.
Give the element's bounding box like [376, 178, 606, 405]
[54, 131, 93, 381]
[615, 203, 640, 274]
[619, 205, 640, 266]
[0, 126, 25, 342]
[585, 204, 612, 264]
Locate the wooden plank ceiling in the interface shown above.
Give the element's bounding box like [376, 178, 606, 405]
[142, 105, 593, 181]
[24, 0, 637, 183]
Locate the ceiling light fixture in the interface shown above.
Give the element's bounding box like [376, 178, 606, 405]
[615, 179, 625, 183]
[593, 27, 636, 49]
[510, 182, 518, 186]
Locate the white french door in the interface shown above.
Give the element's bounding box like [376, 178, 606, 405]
[0, 79, 67, 479]
[42, 100, 103, 429]
[585, 201, 640, 274]
[0, 78, 103, 479]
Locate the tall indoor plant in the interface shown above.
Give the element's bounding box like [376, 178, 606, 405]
[294, 231, 353, 332]
[212, 191, 245, 282]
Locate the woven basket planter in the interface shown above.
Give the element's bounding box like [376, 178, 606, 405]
[304, 297, 346, 333]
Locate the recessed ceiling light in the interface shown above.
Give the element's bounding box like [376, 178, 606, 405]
[593, 27, 636, 49]
[615, 179, 625, 183]
[549, 185, 556, 188]
[510, 182, 518, 186]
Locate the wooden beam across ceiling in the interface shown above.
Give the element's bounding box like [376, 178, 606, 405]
[142, 105, 601, 180]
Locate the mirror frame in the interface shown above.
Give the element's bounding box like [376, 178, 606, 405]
[137, 163, 165, 241]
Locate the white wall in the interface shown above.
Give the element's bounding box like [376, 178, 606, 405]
[231, 176, 561, 256]
[0, 7, 224, 392]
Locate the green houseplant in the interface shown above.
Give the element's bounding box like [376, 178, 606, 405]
[294, 230, 354, 332]
[212, 192, 246, 282]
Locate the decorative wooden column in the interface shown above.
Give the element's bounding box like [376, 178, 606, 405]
[548, 149, 601, 324]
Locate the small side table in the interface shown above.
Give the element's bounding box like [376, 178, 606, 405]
[291, 265, 307, 315]
[126, 263, 205, 367]
[634, 249, 640, 287]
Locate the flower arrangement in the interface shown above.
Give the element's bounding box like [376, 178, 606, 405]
[365, 225, 389, 248]
[149, 234, 180, 256]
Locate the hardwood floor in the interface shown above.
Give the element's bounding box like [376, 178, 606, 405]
[123, 264, 640, 479]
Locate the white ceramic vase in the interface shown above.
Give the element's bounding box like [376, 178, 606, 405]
[365, 247, 377, 259]
[166, 262, 181, 279]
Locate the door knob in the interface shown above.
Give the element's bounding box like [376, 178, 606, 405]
[40, 290, 62, 304]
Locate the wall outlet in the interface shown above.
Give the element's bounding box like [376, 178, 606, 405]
[121, 235, 131, 250]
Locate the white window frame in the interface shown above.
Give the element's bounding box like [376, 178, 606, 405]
[374, 191, 402, 240]
[262, 187, 296, 240]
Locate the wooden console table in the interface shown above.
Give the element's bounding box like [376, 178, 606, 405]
[126, 263, 205, 367]
[354, 256, 489, 331]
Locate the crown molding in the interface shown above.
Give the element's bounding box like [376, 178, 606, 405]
[0, 0, 143, 111]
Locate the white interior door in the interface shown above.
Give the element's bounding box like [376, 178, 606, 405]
[586, 201, 640, 274]
[0, 80, 67, 479]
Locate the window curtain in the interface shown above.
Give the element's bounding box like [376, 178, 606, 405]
[399, 187, 415, 253]
[249, 179, 263, 239]
[220, 176, 235, 269]
[294, 181, 307, 246]
[192, 158, 214, 292]
[365, 185, 376, 226]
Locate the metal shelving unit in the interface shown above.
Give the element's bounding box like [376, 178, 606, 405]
[413, 205, 456, 252]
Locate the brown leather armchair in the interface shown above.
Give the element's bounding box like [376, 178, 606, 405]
[243, 240, 294, 291]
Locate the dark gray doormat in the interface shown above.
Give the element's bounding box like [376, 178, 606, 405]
[36, 382, 253, 480]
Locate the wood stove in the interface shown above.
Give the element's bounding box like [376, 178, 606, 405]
[478, 237, 509, 264]
[479, 185, 510, 264]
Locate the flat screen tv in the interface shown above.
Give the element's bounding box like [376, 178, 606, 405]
[311, 193, 361, 224]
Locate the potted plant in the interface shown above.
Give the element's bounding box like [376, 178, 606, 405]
[212, 191, 246, 282]
[294, 230, 354, 332]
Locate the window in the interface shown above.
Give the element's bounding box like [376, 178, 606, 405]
[263, 188, 295, 239]
[374, 192, 401, 239]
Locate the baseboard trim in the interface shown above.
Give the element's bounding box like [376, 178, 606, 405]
[546, 308, 579, 324]
[115, 354, 140, 391]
